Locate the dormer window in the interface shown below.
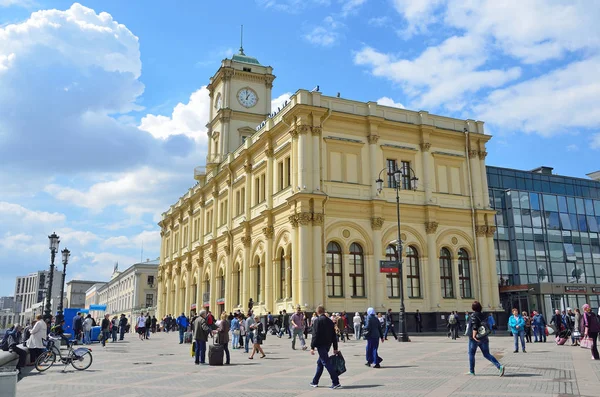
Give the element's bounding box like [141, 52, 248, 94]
[243, 67, 251, 72]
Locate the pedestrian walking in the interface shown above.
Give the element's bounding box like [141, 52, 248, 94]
[487, 313, 496, 336]
[136, 313, 146, 341]
[244, 312, 255, 353]
[581, 304, 600, 360]
[83, 314, 93, 344]
[448, 311, 458, 340]
[215, 312, 231, 364]
[119, 314, 128, 341]
[231, 313, 240, 349]
[522, 311, 532, 343]
[309, 305, 341, 389]
[532, 311, 547, 342]
[193, 310, 210, 364]
[111, 315, 118, 342]
[364, 307, 384, 368]
[353, 312, 362, 340]
[415, 310, 422, 333]
[100, 314, 111, 347]
[176, 312, 189, 344]
[572, 309, 581, 346]
[384, 308, 397, 340]
[508, 308, 526, 353]
[291, 305, 307, 350]
[248, 315, 266, 359]
[145, 313, 151, 339]
[466, 301, 505, 376]
[278, 310, 291, 338]
[151, 316, 157, 333]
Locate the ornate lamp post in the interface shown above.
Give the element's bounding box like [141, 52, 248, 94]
[55, 248, 70, 322]
[376, 165, 418, 343]
[44, 232, 60, 323]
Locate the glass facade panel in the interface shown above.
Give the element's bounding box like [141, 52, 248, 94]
[530, 193, 540, 210]
[585, 199, 594, 215]
[576, 198, 585, 214]
[543, 194, 557, 212]
[558, 196, 568, 213]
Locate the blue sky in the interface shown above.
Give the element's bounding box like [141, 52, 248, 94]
[0, 0, 598, 296]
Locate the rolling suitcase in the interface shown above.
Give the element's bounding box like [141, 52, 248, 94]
[184, 331, 192, 344]
[208, 343, 224, 366]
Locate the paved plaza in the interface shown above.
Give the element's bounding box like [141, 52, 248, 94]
[15, 331, 600, 397]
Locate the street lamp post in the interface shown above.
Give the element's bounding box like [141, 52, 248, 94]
[376, 165, 418, 343]
[56, 248, 70, 322]
[44, 232, 60, 323]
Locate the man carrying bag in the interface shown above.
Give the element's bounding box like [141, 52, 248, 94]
[309, 305, 341, 389]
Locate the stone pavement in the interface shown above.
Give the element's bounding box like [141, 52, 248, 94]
[15, 331, 600, 397]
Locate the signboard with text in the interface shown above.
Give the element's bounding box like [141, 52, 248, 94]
[379, 260, 399, 273]
[592, 287, 600, 294]
[564, 286, 587, 293]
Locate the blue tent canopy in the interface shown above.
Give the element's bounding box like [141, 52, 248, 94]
[88, 304, 107, 311]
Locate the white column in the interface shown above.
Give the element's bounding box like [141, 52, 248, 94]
[426, 231, 440, 311]
[372, 228, 384, 308]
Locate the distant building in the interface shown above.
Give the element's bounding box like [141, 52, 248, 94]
[95, 259, 159, 322]
[0, 296, 15, 311]
[66, 280, 104, 309]
[14, 269, 63, 325]
[84, 283, 106, 309]
[0, 309, 15, 329]
[488, 165, 600, 324]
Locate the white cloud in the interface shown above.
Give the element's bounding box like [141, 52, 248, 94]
[392, 0, 445, 36]
[0, 202, 66, 224]
[71, 251, 141, 281]
[271, 92, 292, 112]
[0, 0, 34, 7]
[591, 134, 600, 150]
[377, 97, 404, 109]
[304, 16, 343, 47]
[340, 0, 367, 16]
[473, 57, 600, 137]
[566, 144, 579, 152]
[257, 0, 331, 12]
[368, 16, 390, 27]
[355, 35, 521, 110]
[139, 87, 211, 142]
[102, 230, 160, 251]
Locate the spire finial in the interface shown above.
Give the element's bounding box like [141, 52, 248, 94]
[239, 24, 245, 55]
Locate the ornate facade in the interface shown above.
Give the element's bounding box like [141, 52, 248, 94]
[157, 50, 500, 328]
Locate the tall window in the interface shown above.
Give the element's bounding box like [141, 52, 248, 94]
[385, 245, 400, 298]
[278, 161, 284, 191]
[349, 243, 365, 297]
[401, 161, 413, 190]
[219, 271, 225, 299]
[255, 177, 260, 205]
[256, 262, 262, 302]
[285, 157, 291, 188]
[458, 249, 472, 298]
[279, 250, 286, 299]
[326, 242, 343, 297]
[440, 248, 454, 298]
[386, 159, 397, 188]
[145, 294, 153, 307]
[236, 266, 241, 306]
[406, 246, 421, 298]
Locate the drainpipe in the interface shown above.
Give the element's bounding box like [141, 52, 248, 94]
[464, 127, 483, 302]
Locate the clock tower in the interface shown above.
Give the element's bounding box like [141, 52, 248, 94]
[205, 48, 275, 169]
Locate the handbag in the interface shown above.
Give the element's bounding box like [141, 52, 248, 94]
[546, 325, 555, 335]
[580, 336, 592, 349]
[572, 330, 581, 339]
[233, 330, 240, 336]
[191, 341, 196, 357]
[329, 352, 346, 375]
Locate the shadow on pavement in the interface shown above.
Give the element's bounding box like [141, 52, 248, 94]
[503, 373, 541, 377]
[339, 385, 381, 389]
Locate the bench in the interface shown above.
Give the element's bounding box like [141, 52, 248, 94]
[0, 351, 18, 369]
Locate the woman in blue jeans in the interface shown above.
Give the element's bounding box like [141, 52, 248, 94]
[467, 301, 505, 376]
[508, 308, 526, 353]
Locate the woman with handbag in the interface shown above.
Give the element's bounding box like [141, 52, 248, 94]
[580, 304, 600, 360]
[215, 312, 231, 364]
[248, 315, 266, 359]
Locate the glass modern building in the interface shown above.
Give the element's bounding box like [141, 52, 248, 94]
[488, 166, 600, 322]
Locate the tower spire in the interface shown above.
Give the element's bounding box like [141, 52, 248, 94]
[239, 24, 245, 55]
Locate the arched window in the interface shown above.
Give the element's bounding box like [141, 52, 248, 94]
[349, 243, 365, 297]
[235, 264, 241, 306]
[386, 245, 400, 298]
[219, 269, 225, 300]
[279, 250, 286, 299]
[326, 242, 343, 297]
[406, 246, 421, 298]
[458, 249, 472, 298]
[439, 248, 454, 298]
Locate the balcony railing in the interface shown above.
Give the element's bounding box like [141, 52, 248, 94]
[206, 153, 223, 164]
[194, 166, 206, 178]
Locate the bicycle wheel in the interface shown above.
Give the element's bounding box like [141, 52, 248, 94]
[35, 350, 56, 372]
[71, 350, 93, 370]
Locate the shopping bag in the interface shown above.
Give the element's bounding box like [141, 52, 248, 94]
[546, 325, 555, 335]
[191, 341, 196, 357]
[580, 336, 592, 349]
[329, 351, 346, 376]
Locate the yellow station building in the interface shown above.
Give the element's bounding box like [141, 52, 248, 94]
[157, 50, 500, 330]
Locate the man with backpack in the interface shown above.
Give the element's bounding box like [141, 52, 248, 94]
[448, 311, 458, 340]
[1, 324, 27, 375]
[176, 312, 189, 344]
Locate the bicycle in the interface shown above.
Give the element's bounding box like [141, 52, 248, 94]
[35, 334, 93, 372]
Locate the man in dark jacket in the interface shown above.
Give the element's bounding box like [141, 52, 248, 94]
[364, 307, 384, 367]
[384, 308, 397, 340]
[193, 310, 211, 365]
[467, 301, 504, 376]
[72, 312, 83, 343]
[119, 314, 128, 340]
[279, 310, 291, 338]
[309, 305, 341, 389]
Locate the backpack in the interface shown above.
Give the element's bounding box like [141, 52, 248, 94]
[0, 333, 9, 351]
[448, 314, 457, 325]
[469, 313, 491, 338]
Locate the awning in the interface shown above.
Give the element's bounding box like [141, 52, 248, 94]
[89, 304, 107, 311]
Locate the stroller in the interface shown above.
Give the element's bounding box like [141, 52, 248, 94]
[555, 329, 571, 345]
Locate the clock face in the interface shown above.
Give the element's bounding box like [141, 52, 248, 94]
[237, 88, 258, 108]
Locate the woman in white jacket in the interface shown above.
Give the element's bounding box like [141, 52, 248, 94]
[26, 314, 47, 362]
[353, 312, 362, 340]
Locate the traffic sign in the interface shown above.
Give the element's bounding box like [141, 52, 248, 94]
[379, 260, 399, 273]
